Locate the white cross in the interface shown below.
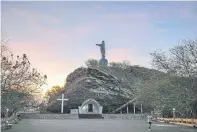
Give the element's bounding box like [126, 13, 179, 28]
[57, 94, 69, 113]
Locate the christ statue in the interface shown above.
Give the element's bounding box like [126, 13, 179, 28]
[96, 40, 105, 58]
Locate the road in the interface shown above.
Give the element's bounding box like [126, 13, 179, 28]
[3, 119, 197, 132]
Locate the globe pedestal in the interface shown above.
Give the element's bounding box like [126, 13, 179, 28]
[99, 57, 108, 67]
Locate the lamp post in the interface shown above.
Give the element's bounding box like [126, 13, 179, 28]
[173, 108, 176, 118]
[162, 105, 164, 117]
[6, 108, 9, 122]
[140, 101, 143, 114]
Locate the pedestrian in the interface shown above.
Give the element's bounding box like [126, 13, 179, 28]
[146, 114, 153, 131]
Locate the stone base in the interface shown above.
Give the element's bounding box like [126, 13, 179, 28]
[79, 114, 104, 119]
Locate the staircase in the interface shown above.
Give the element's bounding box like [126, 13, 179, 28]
[79, 114, 104, 119]
[112, 97, 138, 114]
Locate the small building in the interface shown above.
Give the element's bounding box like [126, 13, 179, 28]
[78, 99, 103, 119]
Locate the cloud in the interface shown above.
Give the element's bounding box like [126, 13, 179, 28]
[2, 7, 95, 45]
[3, 2, 196, 92]
[150, 2, 197, 20]
[107, 48, 151, 68]
[3, 7, 96, 91]
[107, 48, 131, 62]
[9, 41, 83, 92]
[7, 7, 61, 27]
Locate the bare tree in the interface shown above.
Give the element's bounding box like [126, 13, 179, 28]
[149, 38, 197, 117]
[150, 39, 197, 77]
[1, 39, 47, 115]
[109, 60, 132, 69]
[85, 59, 99, 67]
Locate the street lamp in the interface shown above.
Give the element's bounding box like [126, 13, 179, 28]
[140, 101, 143, 114]
[172, 108, 176, 118]
[6, 108, 9, 121]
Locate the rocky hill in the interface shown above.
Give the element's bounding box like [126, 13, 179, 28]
[47, 65, 165, 113]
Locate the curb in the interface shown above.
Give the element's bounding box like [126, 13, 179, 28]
[157, 120, 197, 128]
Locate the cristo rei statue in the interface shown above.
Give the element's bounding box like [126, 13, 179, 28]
[96, 40, 108, 67]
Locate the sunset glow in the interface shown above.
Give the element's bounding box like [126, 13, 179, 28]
[2, 1, 197, 93]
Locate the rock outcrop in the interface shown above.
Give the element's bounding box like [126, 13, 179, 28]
[47, 66, 165, 113]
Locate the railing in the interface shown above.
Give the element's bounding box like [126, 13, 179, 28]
[112, 97, 138, 113]
[157, 117, 197, 125]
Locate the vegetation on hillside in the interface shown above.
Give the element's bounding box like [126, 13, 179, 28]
[72, 38, 197, 117]
[4, 36, 195, 118]
[147, 38, 197, 117]
[45, 85, 64, 104]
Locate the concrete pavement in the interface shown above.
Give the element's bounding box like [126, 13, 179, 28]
[3, 119, 197, 132]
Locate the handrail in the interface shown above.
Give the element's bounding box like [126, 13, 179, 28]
[112, 97, 139, 113]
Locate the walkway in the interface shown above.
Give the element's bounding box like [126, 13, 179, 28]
[3, 119, 197, 132]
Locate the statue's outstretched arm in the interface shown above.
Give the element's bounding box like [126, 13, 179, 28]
[96, 44, 102, 46]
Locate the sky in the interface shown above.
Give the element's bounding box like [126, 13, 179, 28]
[1, 1, 197, 94]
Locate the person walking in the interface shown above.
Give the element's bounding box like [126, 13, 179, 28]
[146, 114, 153, 131]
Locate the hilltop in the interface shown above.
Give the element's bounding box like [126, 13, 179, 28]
[47, 65, 165, 113]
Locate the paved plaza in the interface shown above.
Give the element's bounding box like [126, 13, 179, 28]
[4, 119, 197, 132]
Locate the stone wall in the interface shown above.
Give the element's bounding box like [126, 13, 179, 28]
[19, 113, 147, 120]
[19, 113, 79, 119]
[103, 114, 148, 119]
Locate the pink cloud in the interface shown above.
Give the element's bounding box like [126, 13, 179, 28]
[72, 26, 94, 36]
[9, 41, 80, 71]
[107, 48, 151, 68]
[3, 8, 97, 91]
[6, 7, 95, 45]
[108, 48, 131, 62]
[9, 41, 81, 90]
[10, 42, 55, 61]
